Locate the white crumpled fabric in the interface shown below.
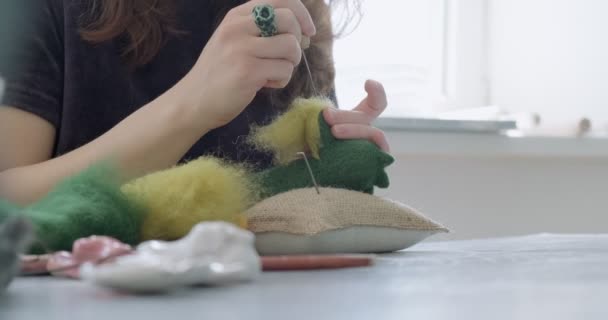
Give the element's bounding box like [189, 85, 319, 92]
[80, 222, 261, 293]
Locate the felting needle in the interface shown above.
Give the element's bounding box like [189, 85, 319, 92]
[300, 36, 320, 97]
[301, 49, 319, 97]
[297, 152, 320, 195]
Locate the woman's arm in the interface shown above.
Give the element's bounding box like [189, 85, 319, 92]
[0, 0, 317, 206]
[0, 87, 209, 205]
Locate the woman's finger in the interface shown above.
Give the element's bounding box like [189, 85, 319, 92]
[323, 80, 388, 126]
[234, 0, 315, 36]
[253, 59, 296, 88]
[323, 108, 373, 126]
[250, 33, 302, 66]
[354, 80, 388, 119]
[331, 124, 391, 153]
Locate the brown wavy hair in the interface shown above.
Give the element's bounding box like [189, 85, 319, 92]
[80, 0, 180, 67]
[81, 0, 354, 106]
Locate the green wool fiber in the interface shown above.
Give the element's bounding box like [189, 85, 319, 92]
[0, 164, 144, 254]
[256, 112, 394, 198]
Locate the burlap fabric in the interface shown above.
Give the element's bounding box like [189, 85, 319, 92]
[246, 188, 448, 235]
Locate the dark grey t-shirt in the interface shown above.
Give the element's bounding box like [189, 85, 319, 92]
[0, 0, 283, 169]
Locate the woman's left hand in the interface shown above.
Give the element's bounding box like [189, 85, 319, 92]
[323, 79, 390, 153]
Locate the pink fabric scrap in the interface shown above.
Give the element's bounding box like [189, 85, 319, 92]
[20, 236, 133, 278]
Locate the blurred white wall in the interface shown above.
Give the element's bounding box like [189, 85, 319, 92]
[378, 131, 608, 240]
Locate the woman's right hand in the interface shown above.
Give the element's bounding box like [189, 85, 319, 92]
[0, 0, 319, 205]
[175, 0, 317, 131]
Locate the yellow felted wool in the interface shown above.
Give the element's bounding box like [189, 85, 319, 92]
[250, 97, 329, 165]
[121, 157, 257, 241]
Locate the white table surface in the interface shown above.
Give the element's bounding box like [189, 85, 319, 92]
[2, 233, 607, 320]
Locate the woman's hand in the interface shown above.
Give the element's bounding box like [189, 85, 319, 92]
[323, 80, 391, 153]
[174, 0, 315, 131]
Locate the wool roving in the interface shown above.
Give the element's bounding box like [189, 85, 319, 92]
[0, 163, 143, 254]
[250, 97, 327, 165]
[122, 157, 255, 241]
[0, 158, 256, 253]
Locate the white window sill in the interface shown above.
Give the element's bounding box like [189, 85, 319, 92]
[379, 123, 608, 159]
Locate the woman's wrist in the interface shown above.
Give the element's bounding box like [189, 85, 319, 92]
[157, 81, 216, 136]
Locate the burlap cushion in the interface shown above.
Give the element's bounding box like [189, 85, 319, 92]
[246, 188, 448, 254]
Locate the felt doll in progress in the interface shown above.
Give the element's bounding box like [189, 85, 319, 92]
[0, 97, 394, 254]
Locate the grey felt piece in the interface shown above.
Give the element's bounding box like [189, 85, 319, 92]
[0, 216, 33, 293]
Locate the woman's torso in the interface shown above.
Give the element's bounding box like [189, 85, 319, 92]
[1, 0, 277, 169]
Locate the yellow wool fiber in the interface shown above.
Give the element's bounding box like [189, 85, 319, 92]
[121, 157, 257, 241]
[251, 97, 333, 165]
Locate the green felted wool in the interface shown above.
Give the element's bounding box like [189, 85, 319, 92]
[0, 163, 144, 254]
[255, 112, 394, 198]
